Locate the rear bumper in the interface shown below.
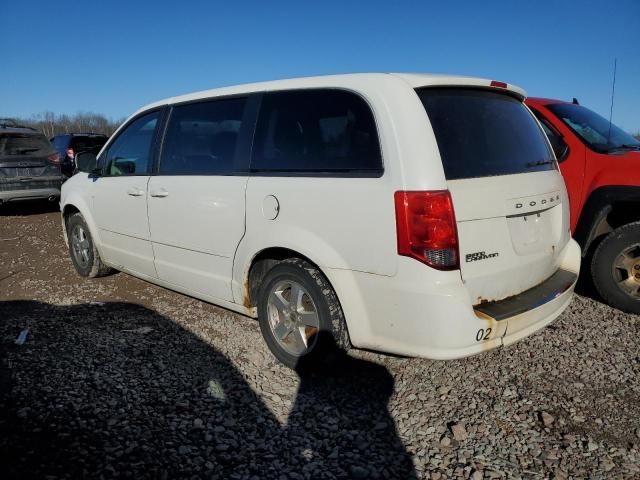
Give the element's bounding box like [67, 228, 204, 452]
[0, 187, 61, 203]
[474, 269, 576, 321]
[326, 238, 581, 359]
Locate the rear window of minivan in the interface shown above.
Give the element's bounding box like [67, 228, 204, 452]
[417, 88, 555, 180]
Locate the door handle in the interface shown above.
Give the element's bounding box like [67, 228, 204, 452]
[127, 187, 145, 197]
[150, 189, 169, 198]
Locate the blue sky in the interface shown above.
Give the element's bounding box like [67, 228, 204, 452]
[2, 0, 639, 132]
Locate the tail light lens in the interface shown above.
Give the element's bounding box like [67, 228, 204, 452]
[47, 152, 61, 164]
[394, 190, 459, 270]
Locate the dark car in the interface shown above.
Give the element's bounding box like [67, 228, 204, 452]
[50, 133, 108, 176]
[0, 121, 65, 205]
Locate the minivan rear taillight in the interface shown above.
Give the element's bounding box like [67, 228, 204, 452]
[47, 152, 61, 164]
[394, 190, 459, 270]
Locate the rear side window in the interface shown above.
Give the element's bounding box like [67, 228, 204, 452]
[417, 88, 555, 180]
[251, 89, 382, 175]
[160, 98, 246, 175]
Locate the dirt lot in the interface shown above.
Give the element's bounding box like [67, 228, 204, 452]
[1, 203, 640, 479]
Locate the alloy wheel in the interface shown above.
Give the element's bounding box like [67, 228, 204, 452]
[71, 224, 91, 269]
[612, 243, 640, 300]
[266, 280, 320, 356]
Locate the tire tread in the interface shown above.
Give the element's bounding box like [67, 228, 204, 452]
[67, 213, 114, 278]
[591, 221, 640, 314]
[257, 257, 350, 370]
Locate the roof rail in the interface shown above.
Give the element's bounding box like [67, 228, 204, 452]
[0, 118, 37, 131]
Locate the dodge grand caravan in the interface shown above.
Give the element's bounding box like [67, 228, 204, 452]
[60, 73, 581, 369]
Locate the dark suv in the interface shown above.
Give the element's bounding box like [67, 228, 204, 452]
[0, 122, 65, 205]
[51, 133, 108, 176]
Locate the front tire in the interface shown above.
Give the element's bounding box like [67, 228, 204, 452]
[66, 213, 113, 278]
[257, 258, 349, 370]
[591, 222, 640, 314]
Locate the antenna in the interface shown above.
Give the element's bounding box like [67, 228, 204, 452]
[607, 58, 617, 145]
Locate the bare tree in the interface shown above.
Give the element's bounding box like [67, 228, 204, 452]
[4, 111, 124, 137]
[42, 111, 56, 138]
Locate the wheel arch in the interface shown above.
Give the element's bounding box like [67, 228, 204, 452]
[60, 196, 103, 255]
[242, 246, 353, 350]
[574, 186, 640, 256]
[243, 247, 339, 307]
[61, 204, 80, 247]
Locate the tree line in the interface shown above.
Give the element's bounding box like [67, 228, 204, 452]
[3, 111, 125, 138]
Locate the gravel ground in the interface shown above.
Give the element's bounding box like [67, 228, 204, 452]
[1, 203, 639, 479]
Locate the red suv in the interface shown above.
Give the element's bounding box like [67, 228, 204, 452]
[526, 97, 640, 313]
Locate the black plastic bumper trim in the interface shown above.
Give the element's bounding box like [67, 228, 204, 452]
[474, 269, 577, 321]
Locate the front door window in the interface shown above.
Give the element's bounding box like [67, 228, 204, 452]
[100, 112, 159, 176]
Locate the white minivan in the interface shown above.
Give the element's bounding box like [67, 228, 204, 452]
[61, 73, 581, 369]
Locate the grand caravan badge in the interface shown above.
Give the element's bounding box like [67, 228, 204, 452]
[465, 251, 499, 263]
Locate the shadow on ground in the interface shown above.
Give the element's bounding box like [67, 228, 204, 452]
[0, 301, 416, 479]
[0, 200, 59, 217]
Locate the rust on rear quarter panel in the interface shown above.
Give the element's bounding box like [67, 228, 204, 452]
[243, 275, 252, 308]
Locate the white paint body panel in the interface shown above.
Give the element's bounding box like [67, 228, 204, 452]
[325, 239, 579, 358]
[90, 175, 157, 278]
[448, 170, 571, 304]
[146, 176, 247, 301]
[60, 72, 579, 360]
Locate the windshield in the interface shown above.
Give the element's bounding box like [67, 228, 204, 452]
[547, 103, 640, 153]
[0, 133, 55, 157]
[418, 88, 555, 180]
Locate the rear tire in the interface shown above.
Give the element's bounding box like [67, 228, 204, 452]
[257, 258, 349, 371]
[66, 213, 113, 278]
[591, 222, 640, 314]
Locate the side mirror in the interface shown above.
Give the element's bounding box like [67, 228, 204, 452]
[90, 166, 103, 177]
[75, 152, 98, 174]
